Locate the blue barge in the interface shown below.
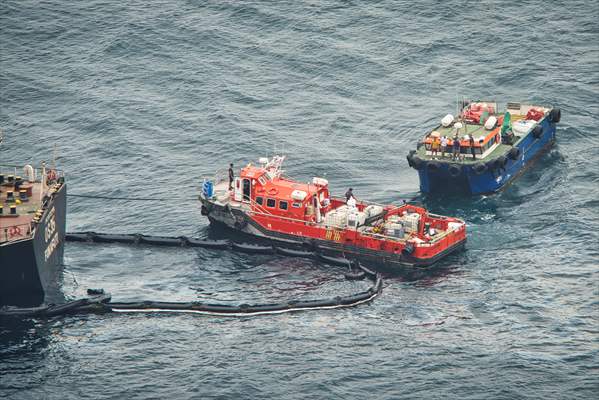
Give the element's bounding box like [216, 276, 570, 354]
[406, 101, 560, 195]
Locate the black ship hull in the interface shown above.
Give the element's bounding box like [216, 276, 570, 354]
[0, 183, 67, 307]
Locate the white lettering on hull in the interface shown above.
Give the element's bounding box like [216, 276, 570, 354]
[43, 207, 59, 262]
[44, 233, 60, 262]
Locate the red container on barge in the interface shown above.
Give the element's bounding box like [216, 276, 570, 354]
[199, 156, 466, 269]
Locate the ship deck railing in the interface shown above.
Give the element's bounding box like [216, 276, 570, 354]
[0, 221, 35, 243]
[416, 140, 514, 164]
[0, 164, 65, 182]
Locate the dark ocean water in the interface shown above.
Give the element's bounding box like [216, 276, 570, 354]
[1, 1, 598, 399]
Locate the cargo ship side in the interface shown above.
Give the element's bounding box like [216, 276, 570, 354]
[0, 165, 66, 307]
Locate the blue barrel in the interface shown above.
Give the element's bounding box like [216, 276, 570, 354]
[202, 181, 214, 198]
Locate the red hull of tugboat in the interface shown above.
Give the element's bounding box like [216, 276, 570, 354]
[200, 157, 466, 269]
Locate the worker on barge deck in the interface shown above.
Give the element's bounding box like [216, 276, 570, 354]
[468, 135, 476, 160]
[452, 135, 461, 161]
[441, 135, 448, 159]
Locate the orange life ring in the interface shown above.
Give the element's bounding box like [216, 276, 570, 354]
[9, 226, 21, 237]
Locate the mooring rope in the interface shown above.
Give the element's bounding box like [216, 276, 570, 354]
[0, 232, 384, 319]
[68, 194, 198, 201]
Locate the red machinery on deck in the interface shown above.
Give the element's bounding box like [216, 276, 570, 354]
[199, 156, 466, 268]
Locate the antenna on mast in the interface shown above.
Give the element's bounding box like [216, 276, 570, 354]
[456, 93, 459, 118]
[52, 144, 57, 170]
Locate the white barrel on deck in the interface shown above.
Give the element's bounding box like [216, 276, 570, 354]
[441, 114, 454, 127]
[484, 115, 497, 130]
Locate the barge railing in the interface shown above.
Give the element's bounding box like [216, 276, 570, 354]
[0, 221, 35, 243]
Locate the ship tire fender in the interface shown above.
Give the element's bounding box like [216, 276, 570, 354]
[485, 160, 497, 171]
[427, 161, 441, 172]
[473, 163, 488, 175]
[406, 150, 416, 168]
[532, 125, 543, 139]
[234, 215, 247, 229]
[549, 108, 561, 123]
[448, 164, 462, 177]
[508, 147, 521, 160]
[411, 156, 424, 170]
[201, 205, 209, 216]
[402, 243, 415, 257]
[495, 156, 508, 170]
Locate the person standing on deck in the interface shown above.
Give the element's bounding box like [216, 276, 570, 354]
[469, 136, 476, 159]
[431, 135, 441, 159]
[441, 135, 448, 159]
[345, 188, 354, 203]
[228, 163, 234, 190]
[452, 136, 461, 161]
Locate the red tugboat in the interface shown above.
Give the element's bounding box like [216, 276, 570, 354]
[199, 156, 466, 269]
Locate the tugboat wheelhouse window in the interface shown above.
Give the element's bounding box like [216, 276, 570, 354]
[242, 179, 251, 201]
[256, 196, 263, 206]
[292, 202, 302, 208]
[279, 200, 288, 210]
[266, 198, 276, 208]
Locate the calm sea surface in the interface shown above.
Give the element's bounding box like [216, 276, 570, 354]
[1, 1, 598, 399]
